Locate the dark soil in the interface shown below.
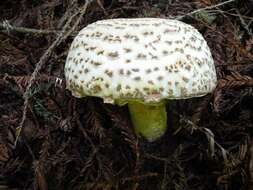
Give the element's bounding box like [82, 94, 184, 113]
[0, 0, 253, 189]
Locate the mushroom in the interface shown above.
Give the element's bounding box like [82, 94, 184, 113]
[65, 18, 217, 142]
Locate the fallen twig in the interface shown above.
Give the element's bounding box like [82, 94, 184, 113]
[15, 0, 93, 147]
[0, 20, 63, 35]
[177, 114, 229, 162]
[174, 0, 237, 20]
[235, 9, 252, 36]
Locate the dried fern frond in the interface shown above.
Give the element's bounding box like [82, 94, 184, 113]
[218, 71, 253, 89]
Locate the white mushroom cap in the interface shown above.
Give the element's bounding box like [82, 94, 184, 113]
[65, 18, 217, 104]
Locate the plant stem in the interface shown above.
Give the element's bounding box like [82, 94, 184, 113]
[128, 102, 167, 142]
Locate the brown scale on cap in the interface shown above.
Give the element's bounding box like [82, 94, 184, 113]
[105, 70, 113, 77]
[125, 59, 131, 63]
[84, 68, 89, 73]
[181, 87, 188, 96]
[157, 76, 164, 81]
[97, 50, 104, 55]
[116, 84, 122, 91]
[131, 68, 139, 72]
[107, 52, 119, 59]
[159, 87, 164, 92]
[137, 53, 147, 59]
[148, 80, 154, 85]
[162, 50, 169, 56]
[184, 65, 191, 71]
[126, 70, 132, 75]
[92, 85, 102, 93]
[146, 69, 152, 74]
[142, 31, 154, 36]
[105, 83, 110, 88]
[182, 76, 189, 83]
[124, 48, 132, 53]
[133, 76, 141, 81]
[119, 69, 124, 75]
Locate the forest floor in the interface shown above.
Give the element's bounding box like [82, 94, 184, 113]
[0, 0, 253, 189]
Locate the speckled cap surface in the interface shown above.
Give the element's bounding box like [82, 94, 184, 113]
[65, 18, 217, 103]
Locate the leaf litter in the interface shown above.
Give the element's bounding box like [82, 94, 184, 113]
[0, 0, 253, 189]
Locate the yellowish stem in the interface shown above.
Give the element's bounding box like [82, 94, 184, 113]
[128, 102, 167, 142]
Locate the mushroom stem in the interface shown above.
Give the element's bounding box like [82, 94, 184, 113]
[128, 102, 167, 142]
